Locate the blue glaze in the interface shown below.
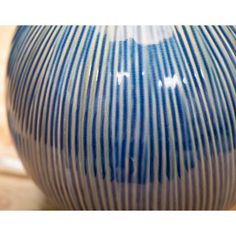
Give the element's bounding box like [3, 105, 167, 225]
[6, 26, 236, 210]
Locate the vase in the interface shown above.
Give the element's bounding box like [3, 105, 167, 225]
[6, 26, 236, 210]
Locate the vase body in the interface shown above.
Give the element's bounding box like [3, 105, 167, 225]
[6, 26, 236, 210]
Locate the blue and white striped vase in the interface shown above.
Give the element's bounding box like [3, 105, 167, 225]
[6, 26, 236, 210]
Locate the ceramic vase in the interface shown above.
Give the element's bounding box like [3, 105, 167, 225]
[6, 26, 236, 210]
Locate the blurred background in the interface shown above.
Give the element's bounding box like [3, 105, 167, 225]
[0, 27, 16, 160]
[0, 26, 235, 210]
[0, 26, 56, 210]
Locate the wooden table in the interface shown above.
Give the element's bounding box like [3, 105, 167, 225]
[0, 26, 235, 210]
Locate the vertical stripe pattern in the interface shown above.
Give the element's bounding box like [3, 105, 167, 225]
[6, 26, 236, 210]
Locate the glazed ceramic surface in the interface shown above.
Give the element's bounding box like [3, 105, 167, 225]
[6, 26, 236, 210]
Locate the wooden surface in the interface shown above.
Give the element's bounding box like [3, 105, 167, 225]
[0, 26, 235, 210]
